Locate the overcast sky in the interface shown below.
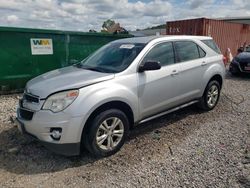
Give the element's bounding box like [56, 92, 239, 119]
[0, 0, 249, 31]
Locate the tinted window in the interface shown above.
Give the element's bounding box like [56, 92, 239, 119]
[143, 42, 175, 66]
[198, 46, 206, 57]
[202, 39, 221, 54]
[175, 41, 200, 62]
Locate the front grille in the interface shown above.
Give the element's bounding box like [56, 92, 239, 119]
[19, 108, 34, 120]
[23, 93, 39, 103]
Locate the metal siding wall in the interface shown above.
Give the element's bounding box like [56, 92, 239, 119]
[166, 18, 250, 56]
[166, 18, 204, 35]
[208, 19, 249, 56]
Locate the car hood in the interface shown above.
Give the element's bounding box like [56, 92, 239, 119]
[236, 52, 250, 62]
[26, 66, 114, 98]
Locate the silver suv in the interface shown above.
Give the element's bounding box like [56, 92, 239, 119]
[16, 36, 225, 157]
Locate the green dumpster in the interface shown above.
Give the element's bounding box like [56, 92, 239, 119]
[0, 26, 132, 94]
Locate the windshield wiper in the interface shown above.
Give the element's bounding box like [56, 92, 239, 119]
[75, 64, 105, 73]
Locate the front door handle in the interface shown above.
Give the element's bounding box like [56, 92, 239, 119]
[171, 70, 179, 76]
[201, 61, 207, 66]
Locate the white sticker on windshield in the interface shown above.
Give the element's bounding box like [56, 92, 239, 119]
[120, 44, 135, 49]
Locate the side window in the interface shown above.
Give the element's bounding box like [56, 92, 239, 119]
[175, 41, 200, 62]
[198, 46, 206, 58]
[143, 42, 175, 66]
[201, 39, 221, 54]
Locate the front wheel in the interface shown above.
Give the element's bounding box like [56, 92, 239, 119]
[83, 109, 129, 157]
[198, 80, 221, 111]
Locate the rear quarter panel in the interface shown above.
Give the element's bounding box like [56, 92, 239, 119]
[201, 55, 225, 94]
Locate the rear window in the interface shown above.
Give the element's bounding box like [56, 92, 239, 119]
[198, 46, 206, 58]
[201, 39, 221, 54]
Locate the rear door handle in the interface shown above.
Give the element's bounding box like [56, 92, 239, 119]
[201, 61, 207, 66]
[171, 70, 179, 76]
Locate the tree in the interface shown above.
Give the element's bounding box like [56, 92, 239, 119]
[102, 19, 115, 30]
[101, 19, 128, 34]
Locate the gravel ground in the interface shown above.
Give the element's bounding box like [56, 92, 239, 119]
[0, 72, 249, 188]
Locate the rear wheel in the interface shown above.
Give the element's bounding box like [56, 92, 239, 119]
[83, 109, 129, 157]
[198, 80, 221, 111]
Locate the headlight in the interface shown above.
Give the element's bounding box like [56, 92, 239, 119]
[42, 90, 79, 112]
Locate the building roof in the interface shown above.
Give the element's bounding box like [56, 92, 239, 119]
[219, 17, 250, 25]
[130, 28, 166, 37]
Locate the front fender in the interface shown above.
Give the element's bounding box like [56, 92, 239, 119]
[65, 81, 139, 122]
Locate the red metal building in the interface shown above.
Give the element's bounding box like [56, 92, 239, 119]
[166, 18, 250, 56]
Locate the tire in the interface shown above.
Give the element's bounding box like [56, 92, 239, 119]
[83, 109, 129, 157]
[230, 71, 238, 76]
[229, 66, 239, 76]
[198, 80, 221, 111]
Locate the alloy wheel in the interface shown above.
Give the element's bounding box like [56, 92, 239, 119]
[96, 117, 124, 151]
[207, 85, 219, 108]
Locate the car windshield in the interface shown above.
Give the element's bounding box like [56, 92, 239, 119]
[246, 47, 250, 52]
[77, 42, 146, 73]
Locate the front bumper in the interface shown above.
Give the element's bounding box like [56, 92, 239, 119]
[229, 62, 250, 74]
[16, 118, 80, 156]
[16, 107, 85, 156]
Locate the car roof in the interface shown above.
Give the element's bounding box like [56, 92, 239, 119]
[112, 35, 213, 44]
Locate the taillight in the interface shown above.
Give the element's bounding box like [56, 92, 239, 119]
[222, 56, 227, 67]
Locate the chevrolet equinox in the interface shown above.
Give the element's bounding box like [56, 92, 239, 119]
[16, 36, 225, 157]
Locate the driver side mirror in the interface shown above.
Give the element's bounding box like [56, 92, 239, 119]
[138, 60, 161, 72]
